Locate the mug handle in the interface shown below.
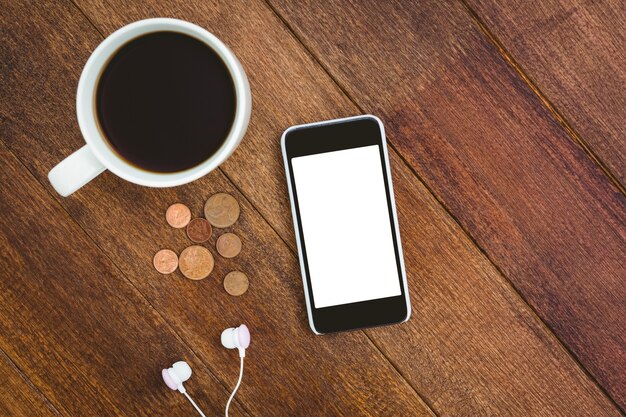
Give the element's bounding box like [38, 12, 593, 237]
[48, 145, 106, 197]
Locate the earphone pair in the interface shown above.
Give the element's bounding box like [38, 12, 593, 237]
[163, 324, 250, 417]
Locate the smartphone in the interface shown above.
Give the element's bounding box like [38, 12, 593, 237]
[281, 115, 411, 334]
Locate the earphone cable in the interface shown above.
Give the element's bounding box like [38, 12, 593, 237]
[183, 391, 207, 417]
[225, 356, 244, 417]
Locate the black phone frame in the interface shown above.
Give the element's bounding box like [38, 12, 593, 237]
[282, 115, 410, 334]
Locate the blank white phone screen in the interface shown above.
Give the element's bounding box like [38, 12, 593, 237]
[291, 145, 401, 308]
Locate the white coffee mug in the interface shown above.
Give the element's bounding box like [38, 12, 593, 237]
[48, 18, 251, 197]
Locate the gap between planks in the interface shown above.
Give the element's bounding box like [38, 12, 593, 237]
[460, 0, 626, 197]
[262, 0, 625, 413]
[0, 347, 64, 417]
[459, 2, 626, 409]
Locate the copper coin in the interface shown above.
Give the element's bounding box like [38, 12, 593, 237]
[216, 233, 242, 258]
[153, 249, 178, 274]
[179, 246, 214, 280]
[204, 193, 240, 228]
[223, 271, 249, 296]
[186, 218, 213, 243]
[165, 203, 191, 228]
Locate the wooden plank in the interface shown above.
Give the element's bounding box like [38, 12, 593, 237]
[0, 1, 434, 415]
[465, 0, 626, 189]
[0, 145, 247, 416]
[268, 0, 626, 410]
[48, 0, 623, 416]
[0, 350, 60, 417]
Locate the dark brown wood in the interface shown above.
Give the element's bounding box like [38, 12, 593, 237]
[0, 351, 60, 417]
[268, 0, 626, 410]
[0, 1, 433, 415]
[62, 0, 622, 416]
[0, 0, 623, 416]
[465, 0, 626, 189]
[0, 146, 246, 416]
[370, 150, 621, 416]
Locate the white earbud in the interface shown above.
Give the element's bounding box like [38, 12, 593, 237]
[162, 324, 251, 417]
[162, 361, 205, 416]
[162, 361, 192, 393]
[221, 324, 250, 357]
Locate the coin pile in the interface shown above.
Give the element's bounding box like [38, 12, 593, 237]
[152, 192, 249, 296]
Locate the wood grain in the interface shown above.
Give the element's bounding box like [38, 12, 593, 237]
[465, 0, 626, 189]
[68, 0, 623, 416]
[0, 350, 60, 417]
[0, 146, 246, 416]
[0, 1, 433, 415]
[1, 0, 623, 415]
[268, 0, 626, 409]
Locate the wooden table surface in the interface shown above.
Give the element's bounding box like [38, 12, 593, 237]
[1, 1, 624, 416]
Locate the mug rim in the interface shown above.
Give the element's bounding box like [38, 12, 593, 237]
[76, 18, 251, 187]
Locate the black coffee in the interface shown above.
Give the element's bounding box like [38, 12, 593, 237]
[96, 32, 236, 172]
